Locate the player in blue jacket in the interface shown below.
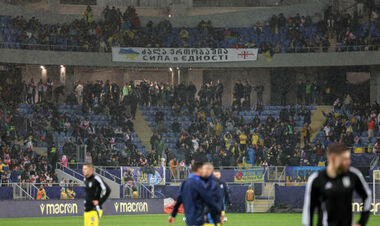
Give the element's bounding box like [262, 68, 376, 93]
[204, 167, 231, 225]
[169, 161, 222, 226]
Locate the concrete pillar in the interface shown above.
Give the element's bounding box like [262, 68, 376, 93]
[168, 0, 191, 16]
[40, 66, 47, 83]
[370, 70, 380, 104]
[188, 69, 203, 98]
[179, 67, 189, 84]
[65, 66, 74, 96]
[48, 0, 60, 14]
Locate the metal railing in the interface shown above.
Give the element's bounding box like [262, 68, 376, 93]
[0, 182, 80, 187]
[0, 41, 379, 54]
[0, 41, 104, 52]
[266, 167, 285, 202]
[0, 183, 49, 200]
[29, 183, 50, 200]
[166, 165, 286, 182]
[122, 181, 155, 199]
[60, 0, 96, 5]
[371, 155, 380, 170]
[266, 166, 286, 182]
[193, 0, 263, 7]
[1, 182, 86, 200]
[94, 166, 122, 184]
[167, 166, 191, 183]
[137, 181, 155, 198]
[12, 183, 35, 200]
[65, 162, 86, 169]
[56, 162, 85, 182]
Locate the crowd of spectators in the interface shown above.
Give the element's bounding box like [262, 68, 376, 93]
[0, 75, 229, 182]
[0, 68, 378, 186]
[9, 5, 141, 52]
[320, 97, 380, 155]
[145, 78, 318, 169]
[156, 102, 318, 169]
[295, 80, 337, 105]
[232, 80, 263, 110]
[159, 92, 380, 170]
[0, 3, 378, 53]
[0, 106, 59, 186]
[0, 74, 57, 185]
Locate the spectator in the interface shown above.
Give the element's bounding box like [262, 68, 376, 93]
[38, 79, 44, 103]
[179, 160, 186, 179]
[10, 166, 18, 183]
[373, 138, 380, 154]
[323, 124, 331, 138]
[37, 185, 47, 200]
[169, 157, 178, 179]
[302, 123, 312, 146]
[66, 187, 76, 199]
[83, 5, 93, 23]
[296, 80, 304, 104]
[27, 79, 35, 104]
[357, 0, 364, 16]
[367, 119, 375, 138]
[171, 119, 181, 133]
[60, 187, 68, 199]
[239, 131, 248, 153]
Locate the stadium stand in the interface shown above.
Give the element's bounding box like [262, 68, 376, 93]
[1, 72, 378, 187]
[0, 5, 379, 52]
[0, 2, 380, 222]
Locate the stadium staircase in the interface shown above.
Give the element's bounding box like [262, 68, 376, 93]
[336, 0, 357, 13]
[134, 109, 153, 151]
[55, 163, 120, 199]
[14, 140, 48, 156]
[55, 163, 85, 185]
[328, 37, 337, 52]
[253, 182, 276, 213]
[301, 105, 333, 147]
[253, 167, 286, 212]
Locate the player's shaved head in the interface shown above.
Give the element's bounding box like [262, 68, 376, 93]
[82, 163, 94, 178]
[83, 163, 94, 168]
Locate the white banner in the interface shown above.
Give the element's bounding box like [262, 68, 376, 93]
[112, 47, 258, 63]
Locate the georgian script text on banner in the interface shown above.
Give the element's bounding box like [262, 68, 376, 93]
[285, 166, 325, 186]
[234, 168, 264, 183]
[112, 47, 258, 63]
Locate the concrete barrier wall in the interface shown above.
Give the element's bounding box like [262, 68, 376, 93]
[2, 48, 380, 68]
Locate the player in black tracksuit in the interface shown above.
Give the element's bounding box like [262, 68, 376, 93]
[83, 163, 111, 226]
[302, 143, 371, 226]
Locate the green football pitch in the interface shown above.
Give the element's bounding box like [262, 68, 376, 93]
[0, 214, 380, 226]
